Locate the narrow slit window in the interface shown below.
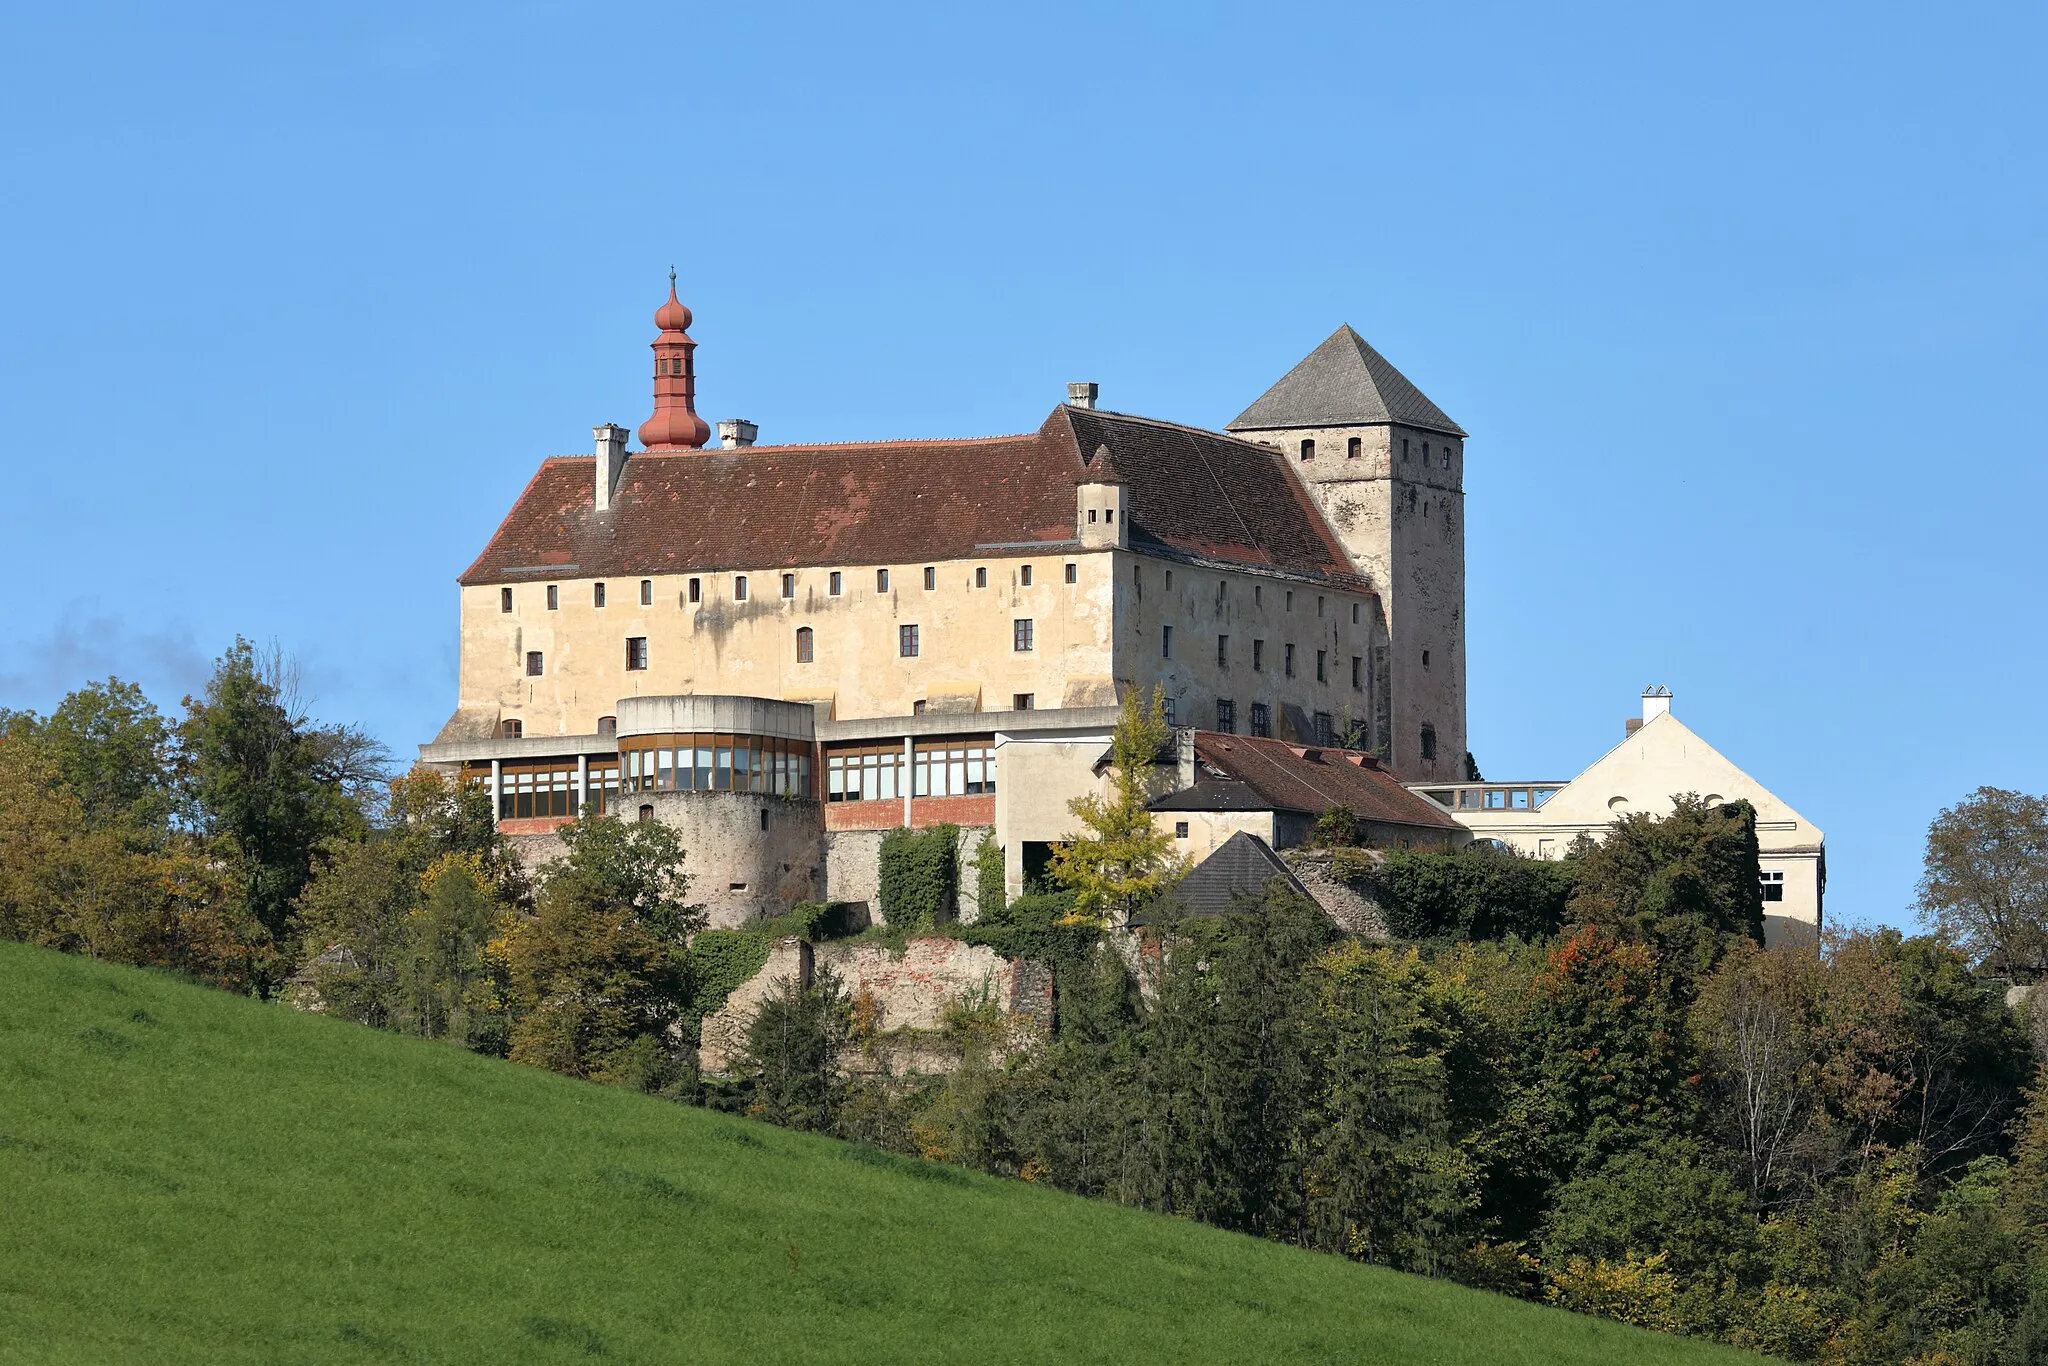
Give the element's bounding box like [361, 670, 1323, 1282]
[546, 584, 559, 611]
[639, 579, 652, 605]
[829, 571, 842, 595]
[1216, 699, 1235, 733]
[688, 578, 701, 604]
[1162, 624, 1173, 658]
[1252, 639, 1264, 671]
[781, 573, 795, 599]
[1284, 644, 1296, 678]
[924, 566, 936, 591]
[500, 587, 513, 613]
[975, 566, 987, 588]
[593, 582, 607, 608]
[877, 568, 890, 592]
[734, 575, 748, 601]
[1217, 634, 1228, 668]
[1021, 565, 1033, 586]
[1316, 649, 1327, 682]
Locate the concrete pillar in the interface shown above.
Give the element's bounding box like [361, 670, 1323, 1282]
[902, 736, 914, 828]
[576, 753, 589, 817]
[489, 758, 502, 822]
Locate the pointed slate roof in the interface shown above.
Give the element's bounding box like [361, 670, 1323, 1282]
[1227, 326, 1465, 437]
[1129, 832, 1311, 925]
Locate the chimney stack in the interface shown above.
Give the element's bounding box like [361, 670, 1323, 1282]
[718, 419, 758, 450]
[1067, 381, 1099, 410]
[593, 423, 630, 511]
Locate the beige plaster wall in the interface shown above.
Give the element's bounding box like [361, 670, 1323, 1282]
[1158, 809, 1276, 865]
[993, 734, 1116, 898]
[1107, 551, 1381, 744]
[462, 550, 1119, 738]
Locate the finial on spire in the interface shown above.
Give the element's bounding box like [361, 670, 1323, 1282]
[669, 265, 677, 289]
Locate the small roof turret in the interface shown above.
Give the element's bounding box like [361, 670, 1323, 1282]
[1227, 325, 1465, 437]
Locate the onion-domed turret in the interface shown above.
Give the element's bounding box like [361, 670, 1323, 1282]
[639, 269, 710, 451]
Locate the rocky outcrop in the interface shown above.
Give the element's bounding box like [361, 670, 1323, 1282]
[1280, 849, 1390, 939]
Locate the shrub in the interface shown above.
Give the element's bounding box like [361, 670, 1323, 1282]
[1352, 847, 1574, 941]
[963, 890, 1096, 965]
[879, 824, 958, 932]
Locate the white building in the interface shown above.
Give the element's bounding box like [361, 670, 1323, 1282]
[1410, 688, 1824, 946]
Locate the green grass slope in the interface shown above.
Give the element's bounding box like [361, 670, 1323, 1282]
[0, 942, 1760, 1364]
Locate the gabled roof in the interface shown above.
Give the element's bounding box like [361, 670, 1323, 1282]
[1227, 326, 1465, 437]
[1150, 732, 1463, 832]
[1131, 832, 1310, 924]
[459, 406, 1371, 591]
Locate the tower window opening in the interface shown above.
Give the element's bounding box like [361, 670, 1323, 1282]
[1347, 436, 1361, 459]
[1216, 699, 1235, 733]
[1299, 438, 1315, 462]
[1316, 649, 1326, 682]
[1351, 603, 1359, 625]
[1423, 649, 1431, 668]
[1089, 509, 1098, 523]
[1420, 725, 1438, 761]
[1284, 644, 1296, 678]
[1162, 624, 1173, 659]
[1250, 702, 1272, 737]
[1217, 634, 1229, 668]
[1351, 656, 1362, 690]
[1252, 639, 1265, 671]
[688, 578, 701, 604]
[501, 719, 523, 739]
[1402, 438, 1411, 461]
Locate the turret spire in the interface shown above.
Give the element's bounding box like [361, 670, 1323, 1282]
[638, 273, 710, 451]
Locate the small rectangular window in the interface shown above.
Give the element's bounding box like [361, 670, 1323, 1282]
[525, 651, 543, 677]
[877, 568, 890, 592]
[1316, 649, 1327, 683]
[1132, 564, 1141, 599]
[1352, 656, 1363, 690]
[1299, 438, 1314, 462]
[913, 700, 927, 715]
[1761, 870, 1786, 902]
[1162, 697, 1176, 725]
[1217, 634, 1228, 668]
[975, 567, 987, 588]
[546, 584, 559, 610]
[899, 624, 919, 657]
[1162, 624, 1173, 659]
[594, 582, 607, 608]
[625, 637, 648, 671]
[1420, 726, 1437, 761]
[924, 566, 936, 591]
[1254, 585, 1263, 606]
[1175, 821, 1190, 839]
[781, 573, 795, 599]
[1013, 692, 1035, 711]
[1014, 619, 1034, 652]
[1165, 570, 1173, 591]
[1216, 699, 1235, 733]
[1021, 565, 1034, 586]
[1402, 438, 1411, 461]
[1285, 590, 1293, 611]
[500, 587, 513, 613]
[1250, 702, 1271, 738]
[688, 578, 701, 604]
[1089, 508, 1098, 523]
[830, 571, 843, 595]
[640, 579, 653, 605]
[1252, 639, 1264, 671]
[1351, 602, 1360, 625]
[1284, 644, 1296, 678]
[1317, 595, 1324, 617]
[1315, 712, 1335, 746]
[1347, 436, 1361, 459]
[1064, 562, 1077, 584]
[795, 626, 814, 663]
[734, 575, 748, 601]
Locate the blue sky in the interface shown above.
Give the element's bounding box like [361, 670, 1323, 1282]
[2, 2, 2041, 929]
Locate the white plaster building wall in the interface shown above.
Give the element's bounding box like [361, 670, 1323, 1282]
[460, 549, 1120, 737]
[1159, 809, 1277, 865]
[1108, 551, 1381, 743]
[993, 733, 1115, 898]
[1441, 710, 1825, 948]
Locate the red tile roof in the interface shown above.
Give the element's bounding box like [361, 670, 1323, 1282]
[1153, 732, 1461, 832]
[458, 406, 1371, 592]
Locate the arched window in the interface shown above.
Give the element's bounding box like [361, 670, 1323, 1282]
[638, 804, 654, 823]
[796, 626, 814, 663]
[500, 719, 523, 739]
[597, 715, 617, 737]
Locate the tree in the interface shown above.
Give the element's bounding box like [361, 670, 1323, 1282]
[181, 638, 379, 946]
[741, 965, 851, 1131]
[500, 814, 698, 1086]
[36, 678, 175, 835]
[1049, 686, 1184, 924]
[1569, 794, 1765, 976]
[1917, 786, 2048, 982]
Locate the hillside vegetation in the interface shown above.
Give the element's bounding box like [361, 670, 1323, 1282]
[0, 942, 1754, 1365]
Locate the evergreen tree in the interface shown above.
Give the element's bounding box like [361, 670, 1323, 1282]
[1049, 686, 1184, 924]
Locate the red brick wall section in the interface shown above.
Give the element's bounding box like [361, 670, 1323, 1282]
[498, 815, 575, 836]
[823, 794, 995, 832]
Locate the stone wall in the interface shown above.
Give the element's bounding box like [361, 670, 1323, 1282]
[1281, 849, 1389, 938]
[698, 934, 1020, 1073]
[822, 823, 993, 925]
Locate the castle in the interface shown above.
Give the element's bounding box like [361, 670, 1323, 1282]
[420, 280, 1470, 924]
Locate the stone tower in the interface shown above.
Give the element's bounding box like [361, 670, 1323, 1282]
[1227, 326, 1467, 782]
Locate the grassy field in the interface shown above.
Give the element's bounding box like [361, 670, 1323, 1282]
[0, 941, 1762, 1364]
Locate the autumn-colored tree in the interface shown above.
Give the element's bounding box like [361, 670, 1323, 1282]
[1049, 686, 1184, 924]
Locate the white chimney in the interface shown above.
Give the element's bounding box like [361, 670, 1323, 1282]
[718, 419, 758, 450]
[1642, 685, 1673, 722]
[1067, 381, 1099, 410]
[593, 424, 629, 511]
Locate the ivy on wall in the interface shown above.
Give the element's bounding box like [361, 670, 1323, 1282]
[878, 824, 959, 933]
[974, 831, 1005, 920]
